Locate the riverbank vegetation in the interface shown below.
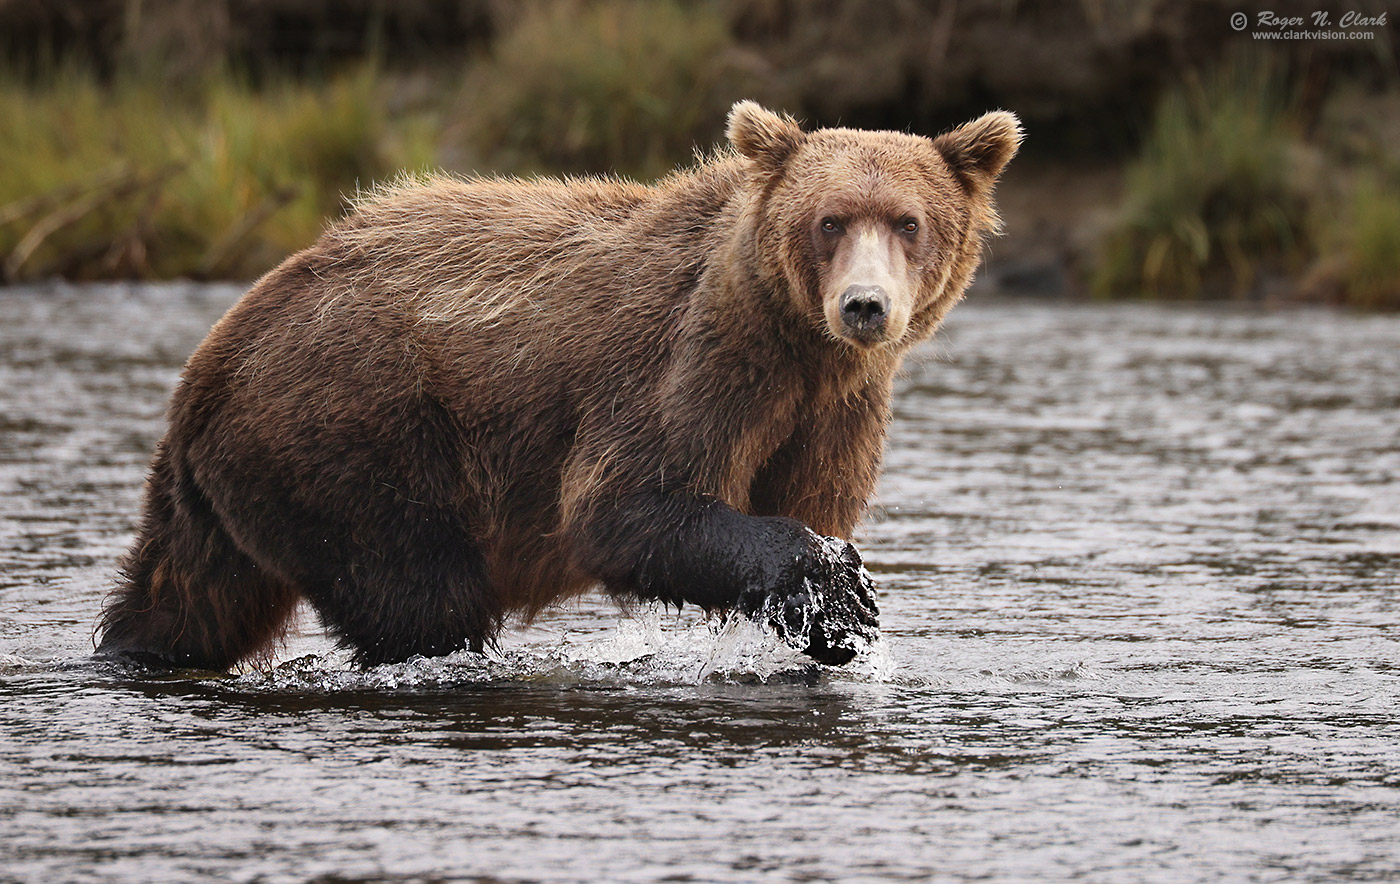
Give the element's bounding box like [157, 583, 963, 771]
[0, 64, 433, 281]
[1, 0, 1396, 308]
[1094, 56, 1400, 309]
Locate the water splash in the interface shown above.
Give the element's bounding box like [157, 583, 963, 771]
[222, 603, 892, 693]
[0, 653, 40, 674]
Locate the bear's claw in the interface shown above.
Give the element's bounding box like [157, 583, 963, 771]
[752, 534, 880, 665]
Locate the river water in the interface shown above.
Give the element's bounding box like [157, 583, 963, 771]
[1, 283, 1398, 884]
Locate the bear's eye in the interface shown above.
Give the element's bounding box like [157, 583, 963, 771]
[899, 218, 919, 234]
[820, 217, 843, 234]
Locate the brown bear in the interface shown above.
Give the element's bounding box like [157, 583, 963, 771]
[97, 101, 1020, 670]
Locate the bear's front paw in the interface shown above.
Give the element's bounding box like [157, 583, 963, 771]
[742, 531, 880, 665]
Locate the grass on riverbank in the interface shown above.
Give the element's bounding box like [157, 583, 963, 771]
[1309, 175, 1400, 310]
[0, 64, 435, 282]
[0, 1, 744, 283]
[1093, 57, 1307, 299]
[452, 0, 744, 179]
[1094, 55, 1400, 308]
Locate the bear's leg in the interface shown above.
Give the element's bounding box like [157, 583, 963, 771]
[301, 522, 501, 668]
[570, 493, 879, 663]
[98, 450, 301, 670]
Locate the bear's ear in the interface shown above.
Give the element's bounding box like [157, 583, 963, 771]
[933, 111, 1023, 191]
[726, 100, 805, 172]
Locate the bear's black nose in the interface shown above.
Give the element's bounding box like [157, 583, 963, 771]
[840, 285, 889, 335]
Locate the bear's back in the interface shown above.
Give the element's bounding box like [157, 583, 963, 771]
[325, 165, 746, 314]
[290, 164, 750, 402]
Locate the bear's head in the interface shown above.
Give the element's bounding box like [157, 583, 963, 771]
[727, 101, 1021, 351]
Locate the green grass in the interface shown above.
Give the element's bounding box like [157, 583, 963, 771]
[1095, 56, 1400, 309]
[0, 2, 742, 283]
[1327, 175, 1400, 310]
[454, 0, 745, 179]
[0, 64, 436, 281]
[1094, 56, 1307, 299]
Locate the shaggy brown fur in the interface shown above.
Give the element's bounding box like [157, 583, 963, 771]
[98, 101, 1020, 669]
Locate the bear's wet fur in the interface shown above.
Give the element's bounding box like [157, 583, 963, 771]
[98, 101, 1020, 669]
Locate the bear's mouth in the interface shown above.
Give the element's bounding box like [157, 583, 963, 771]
[836, 324, 891, 348]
